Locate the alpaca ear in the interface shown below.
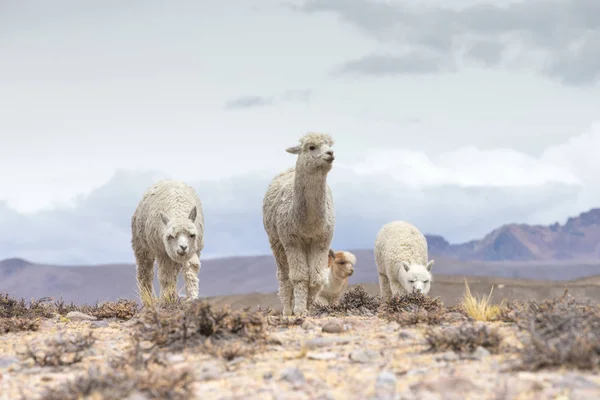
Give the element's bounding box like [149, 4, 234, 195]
[188, 206, 197, 222]
[426, 259, 434, 271]
[160, 212, 170, 225]
[286, 145, 302, 154]
[328, 249, 335, 259]
[402, 261, 410, 272]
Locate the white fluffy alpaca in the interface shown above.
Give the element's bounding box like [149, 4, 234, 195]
[375, 221, 434, 300]
[131, 179, 204, 305]
[316, 249, 357, 306]
[262, 132, 336, 316]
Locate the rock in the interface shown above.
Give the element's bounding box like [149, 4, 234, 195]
[469, 346, 491, 360]
[302, 320, 318, 331]
[165, 353, 185, 363]
[91, 320, 109, 328]
[304, 336, 353, 349]
[373, 371, 397, 400]
[435, 351, 459, 362]
[349, 349, 380, 363]
[307, 351, 337, 360]
[280, 367, 305, 388]
[38, 319, 56, 331]
[322, 321, 343, 334]
[65, 311, 97, 321]
[376, 371, 397, 387]
[398, 330, 420, 341]
[198, 362, 224, 381]
[263, 371, 273, 380]
[121, 318, 139, 328]
[0, 356, 19, 369]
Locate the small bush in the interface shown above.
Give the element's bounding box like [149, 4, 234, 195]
[313, 285, 380, 316]
[424, 322, 502, 354]
[21, 331, 96, 367]
[0, 317, 40, 334]
[0, 293, 54, 319]
[379, 291, 446, 326]
[40, 363, 194, 400]
[514, 290, 600, 371]
[132, 299, 268, 359]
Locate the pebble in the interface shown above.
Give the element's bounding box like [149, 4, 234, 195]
[321, 321, 343, 334]
[197, 362, 224, 381]
[469, 346, 491, 360]
[349, 349, 380, 363]
[280, 367, 305, 388]
[435, 351, 459, 362]
[65, 311, 97, 321]
[376, 371, 397, 387]
[165, 353, 185, 363]
[0, 356, 19, 369]
[304, 336, 353, 349]
[302, 320, 318, 331]
[307, 351, 338, 361]
[90, 320, 109, 328]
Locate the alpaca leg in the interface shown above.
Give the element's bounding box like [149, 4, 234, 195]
[134, 248, 155, 306]
[389, 278, 405, 297]
[307, 246, 329, 312]
[271, 239, 294, 315]
[157, 256, 179, 302]
[285, 243, 309, 317]
[183, 253, 201, 300]
[378, 273, 393, 301]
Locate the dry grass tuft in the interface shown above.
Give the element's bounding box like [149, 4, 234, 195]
[0, 317, 40, 334]
[21, 331, 96, 367]
[379, 291, 446, 326]
[0, 293, 55, 319]
[312, 285, 380, 316]
[424, 322, 502, 354]
[514, 290, 600, 371]
[458, 279, 503, 322]
[40, 363, 195, 400]
[132, 299, 268, 359]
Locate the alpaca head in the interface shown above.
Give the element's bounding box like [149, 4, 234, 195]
[286, 132, 335, 173]
[328, 249, 356, 279]
[159, 206, 200, 263]
[399, 260, 434, 295]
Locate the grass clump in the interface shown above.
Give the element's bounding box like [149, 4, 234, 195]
[379, 291, 446, 326]
[21, 331, 96, 367]
[312, 285, 381, 316]
[0, 293, 55, 319]
[132, 299, 268, 359]
[458, 279, 504, 322]
[514, 290, 600, 371]
[40, 363, 194, 400]
[424, 322, 502, 354]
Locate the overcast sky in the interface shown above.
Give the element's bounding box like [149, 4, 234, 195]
[1, 0, 600, 264]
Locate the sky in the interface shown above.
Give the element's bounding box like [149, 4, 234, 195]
[1, 0, 600, 264]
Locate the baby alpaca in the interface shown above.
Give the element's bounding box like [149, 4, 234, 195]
[131, 179, 204, 305]
[316, 249, 357, 306]
[375, 221, 434, 300]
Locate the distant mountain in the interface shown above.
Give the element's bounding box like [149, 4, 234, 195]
[425, 208, 600, 262]
[2, 208, 600, 304]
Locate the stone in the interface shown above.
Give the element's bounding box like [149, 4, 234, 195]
[280, 367, 306, 388]
[65, 311, 97, 321]
[322, 321, 343, 334]
[469, 346, 491, 360]
[90, 320, 109, 328]
[349, 349, 380, 363]
[307, 351, 338, 360]
[198, 362, 224, 381]
[304, 336, 354, 349]
[435, 351, 459, 362]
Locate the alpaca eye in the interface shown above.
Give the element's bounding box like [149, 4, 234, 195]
[167, 235, 174, 240]
[309, 145, 316, 151]
[190, 234, 196, 238]
[424, 280, 429, 283]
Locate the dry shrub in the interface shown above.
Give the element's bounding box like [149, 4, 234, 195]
[424, 322, 502, 354]
[266, 315, 305, 327]
[54, 298, 139, 320]
[514, 290, 600, 371]
[0, 317, 40, 334]
[312, 285, 380, 316]
[132, 299, 268, 359]
[379, 291, 446, 326]
[0, 293, 55, 319]
[21, 331, 96, 367]
[40, 363, 194, 400]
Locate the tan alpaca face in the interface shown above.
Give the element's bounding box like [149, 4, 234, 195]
[328, 250, 356, 279]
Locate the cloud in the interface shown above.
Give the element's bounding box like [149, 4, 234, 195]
[293, 0, 600, 84]
[224, 90, 312, 110]
[338, 50, 453, 75]
[1, 122, 600, 265]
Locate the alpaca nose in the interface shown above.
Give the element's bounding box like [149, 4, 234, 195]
[348, 269, 354, 276]
[326, 150, 334, 156]
[179, 244, 188, 251]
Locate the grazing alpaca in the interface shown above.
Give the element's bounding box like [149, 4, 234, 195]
[316, 249, 357, 305]
[262, 132, 336, 316]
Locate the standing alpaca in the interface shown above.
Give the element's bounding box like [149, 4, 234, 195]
[316, 249, 357, 306]
[131, 179, 204, 305]
[262, 132, 336, 316]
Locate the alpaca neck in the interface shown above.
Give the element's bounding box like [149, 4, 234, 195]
[292, 166, 328, 224]
[326, 268, 345, 292]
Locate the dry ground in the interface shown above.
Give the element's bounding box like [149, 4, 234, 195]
[1, 279, 600, 400]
